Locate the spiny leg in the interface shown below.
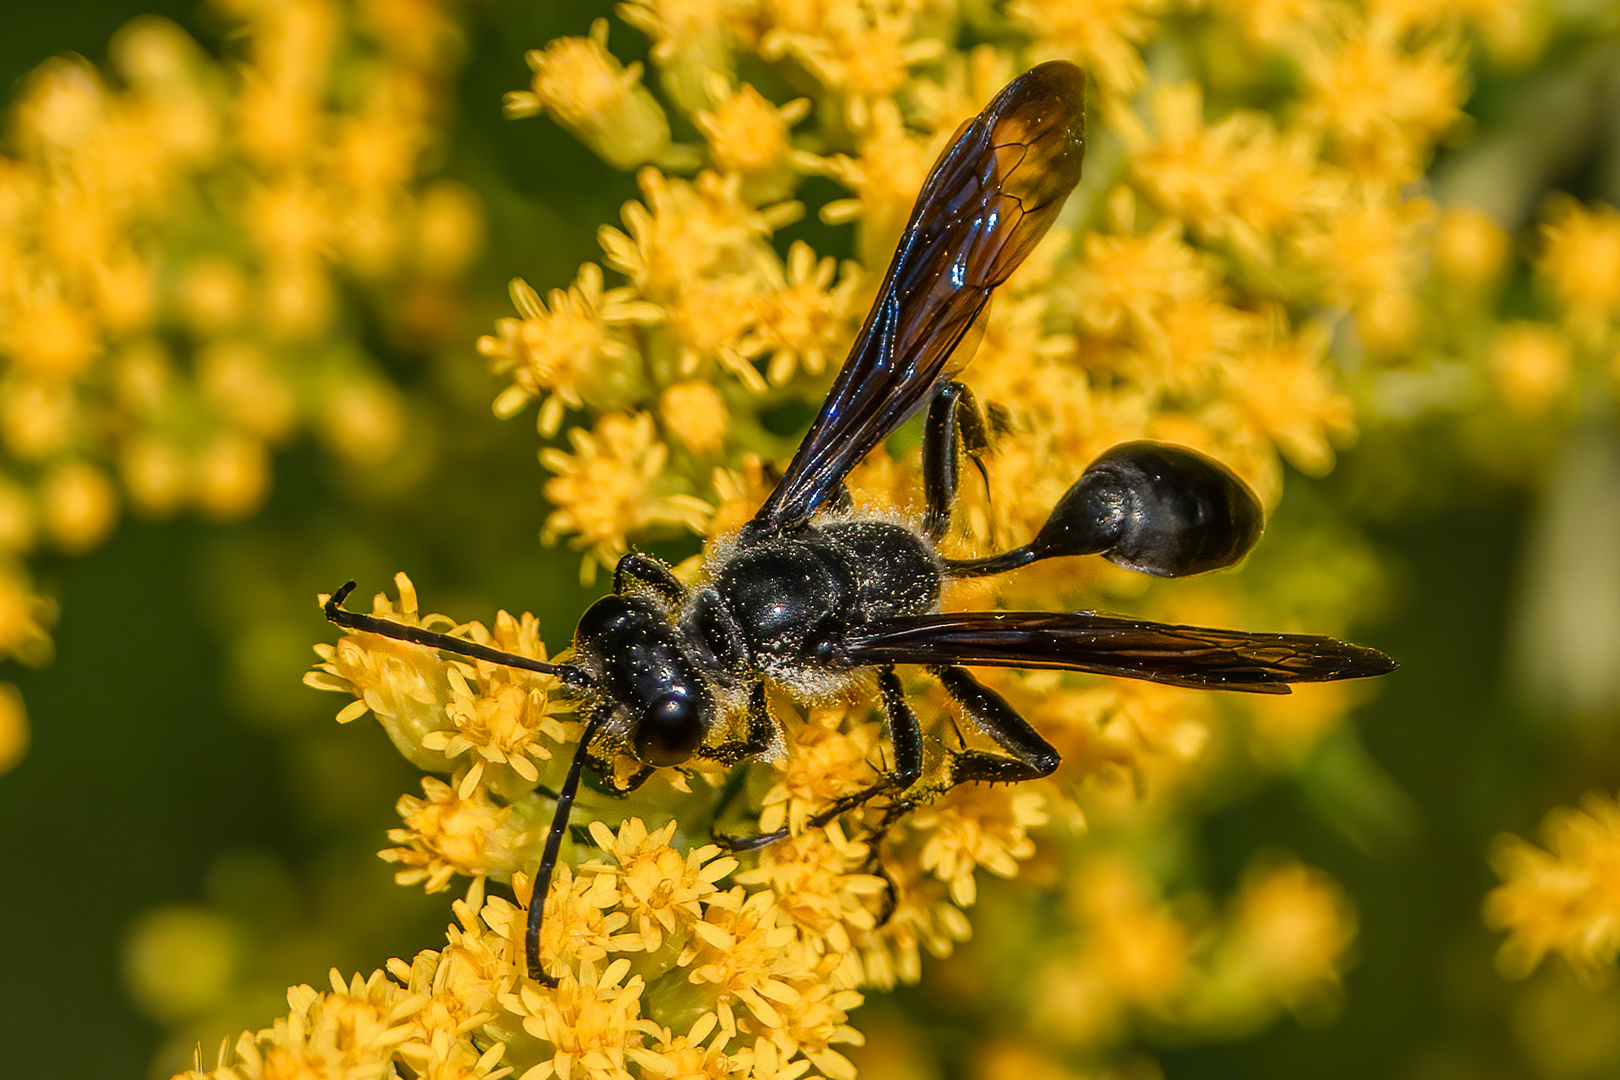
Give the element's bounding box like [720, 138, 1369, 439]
[713, 667, 925, 852]
[931, 665, 1060, 784]
[699, 682, 778, 831]
[527, 706, 608, 983]
[878, 666, 924, 790]
[324, 581, 592, 687]
[922, 381, 995, 542]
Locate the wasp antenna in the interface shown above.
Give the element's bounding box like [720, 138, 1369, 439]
[323, 580, 595, 688]
[527, 707, 608, 983]
[327, 580, 358, 611]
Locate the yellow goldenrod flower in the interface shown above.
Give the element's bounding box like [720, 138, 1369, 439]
[120, 434, 191, 518]
[1433, 203, 1510, 286]
[738, 825, 887, 969]
[663, 274, 771, 390]
[515, 958, 648, 1080]
[196, 341, 298, 443]
[1029, 852, 1192, 1040]
[755, 702, 884, 839]
[1128, 86, 1339, 268]
[619, 0, 736, 116]
[386, 776, 529, 892]
[821, 98, 947, 268]
[1536, 195, 1620, 348]
[0, 682, 27, 775]
[1222, 858, 1358, 1009]
[318, 375, 408, 465]
[1486, 789, 1620, 984]
[659, 379, 731, 456]
[307, 574, 464, 767]
[1299, 17, 1466, 185]
[754, 0, 942, 128]
[0, 375, 77, 462]
[1067, 221, 1220, 358]
[625, 1009, 743, 1077]
[416, 180, 486, 277]
[1207, 0, 1335, 52]
[431, 617, 576, 786]
[1294, 196, 1435, 353]
[508, 20, 677, 172]
[1490, 322, 1573, 416]
[680, 887, 814, 1023]
[502, 866, 636, 978]
[910, 785, 1047, 908]
[484, 266, 658, 437]
[584, 818, 738, 952]
[122, 905, 240, 1025]
[600, 169, 798, 306]
[1221, 319, 1356, 477]
[37, 459, 117, 553]
[1010, 0, 1162, 99]
[192, 433, 271, 520]
[0, 563, 55, 666]
[7, 286, 102, 380]
[178, 259, 249, 335]
[694, 83, 815, 203]
[742, 242, 865, 386]
[539, 411, 712, 582]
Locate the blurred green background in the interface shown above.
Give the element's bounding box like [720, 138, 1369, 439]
[2, 3, 1618, 1079]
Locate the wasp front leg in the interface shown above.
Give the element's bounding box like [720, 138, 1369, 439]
[702, 681, 778, 766]
[596, 760, 657, 796]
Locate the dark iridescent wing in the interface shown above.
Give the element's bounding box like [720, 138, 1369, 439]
[747, 61, 1087, 537]
[831, 611, 1397, 694]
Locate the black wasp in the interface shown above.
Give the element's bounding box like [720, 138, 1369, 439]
[325, 61, 1395, 982]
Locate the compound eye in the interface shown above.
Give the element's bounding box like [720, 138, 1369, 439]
[633, 690, 706, 767]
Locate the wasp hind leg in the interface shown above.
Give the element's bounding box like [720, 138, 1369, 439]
[931, 664, 1060, 785]
[922, 381, 995, 542]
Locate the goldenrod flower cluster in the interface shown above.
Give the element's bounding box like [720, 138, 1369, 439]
[0, 0, 482, 764]
[124, 0, 1620, 1076]
[170, 0, 1498, 1075]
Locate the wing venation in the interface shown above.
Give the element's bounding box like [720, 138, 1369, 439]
[832, 611, 1397, 694]
[747, 62, 1087, 536]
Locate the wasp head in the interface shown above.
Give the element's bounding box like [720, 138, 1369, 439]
[572, 593, 714, 766]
